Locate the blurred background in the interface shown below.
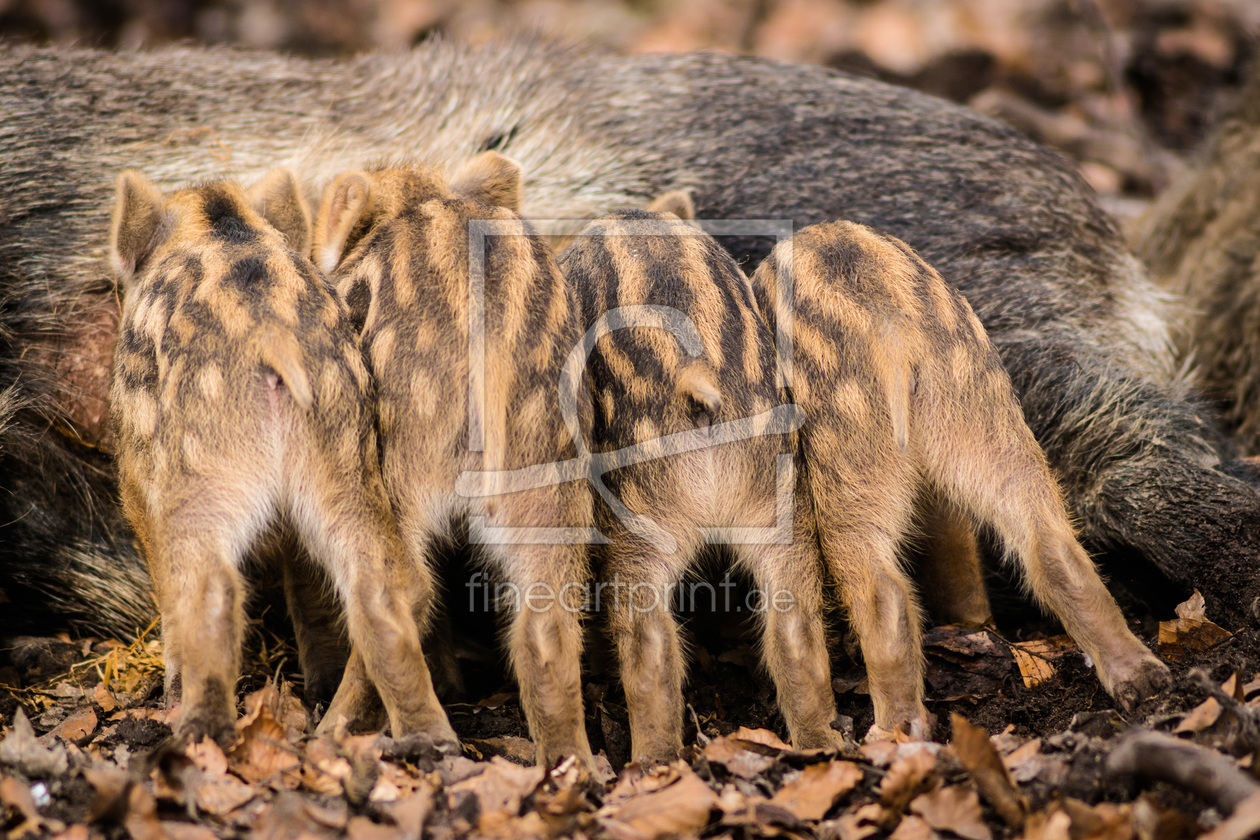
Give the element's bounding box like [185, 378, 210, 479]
[1, 0, 1258, 219]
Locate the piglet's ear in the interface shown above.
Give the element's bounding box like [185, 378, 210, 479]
[314, 171, 372, 274]
[248, 168, 313, 257]
[450, 151, 523, 212]
[109, 170, 169, 288]
[646, 190, 695, 221]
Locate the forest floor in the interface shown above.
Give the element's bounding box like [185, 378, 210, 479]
[3, 573, 1260, 839]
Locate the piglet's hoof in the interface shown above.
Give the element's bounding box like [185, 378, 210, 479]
[865, 713, 934, 744]
[1113, 658, 1172, 713]
[174, 715, 239, 753]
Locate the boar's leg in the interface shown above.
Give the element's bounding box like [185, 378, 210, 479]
[288, 446, 455, 746]
[807, 463, 932, 741]
[488, 487, 594, 769]
[924, 349, 1172, 711]
[279, 551, 351, 709]
[732, 487, 844, 751]
[601, 531, 693, 766]
[909, 495, 993, 628]
[151, 517, 250, 749]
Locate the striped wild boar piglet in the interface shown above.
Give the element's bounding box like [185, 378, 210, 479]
[751, 221, 1170, 739]
[108, 170, 456, 748]
[557, 204, 844, 765]
[313, 153, 596, 768]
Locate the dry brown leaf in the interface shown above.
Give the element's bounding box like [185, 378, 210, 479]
[950, 713, 1026, 828]
[185, 737, 228, 775]
[125, 781, 172, 840]
[168, 741, 256, 817]
[93, 683, 120, 714]
[337, 733, 384, 807]
[1, 775, 64, 836]
[829, 801, 885, 840]
[83, 766, 131, 823]
[301, 736, 352, 795]
[909, 785, 992, 840]
[1175, 696, 1223, 733]
[193, 774, 256, 817]
[159, 823, 220, 840]
[1010, 646, 1056, 689]
[346, 815, 403, 840]
[769, 761, 863, 821]
[925, 628, 1008, 661]
[715, 784, 755, 822]
[1176, 590, 1208, 620]
[1020, 807, 1073, 840]
[859, 739, 897, 767]
[1002, 738, 1041, 777]
[606, 762, 687, 803]
[466, 735, 536, 766]
[1058, 798, 1134, 840]
[852, 3, 931, 75]
[506, 811, 558, 838]
[254, 791, 346, 840]
[598, 762, 720, 840]
[273, 681, 308, 743]
[51, 825, 91, 840]
[1158, 618, 1232, 661]
[880, 746, 939, 816]
[476, 808, 530, 839]
[1131, 795, 1192, 840]
[1016, 636, 1076, 657]
[233, 684, 270, 731]
[536, 756, 598, 822]
[861, 740, 941, 769]
[1092, 802, 1136, 840]
[887, 814, 940, 840]
[45, 707, 96, 745]
[733, 727, 792, 751]
[447, 756, 545, 830]
[384, 781, 437, 838]
[703, 735, 778, 779]
[370, 760, 419, 803]
[1002, 738, 1066, 786]
[230, 685, 301, 786]
[476, 692, 515, 710]
[0, 707, 69, 777]
[991, 724, 1022, 755]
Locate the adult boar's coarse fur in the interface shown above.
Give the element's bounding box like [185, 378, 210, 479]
[1132, 59, 1260, 457]
[1, 37, 1257, 634]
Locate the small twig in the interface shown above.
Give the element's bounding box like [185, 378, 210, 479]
[687, 704, 710, 747]
[1189, 668, 1260, 752]
[1106, 729, 1260, 815]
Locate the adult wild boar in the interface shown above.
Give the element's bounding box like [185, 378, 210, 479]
[0, 37, 1255, 634]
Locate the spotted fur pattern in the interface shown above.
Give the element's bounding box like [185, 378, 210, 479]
[558, 209, 841, 763]
[751, 221, 1170, 736]
[109, 170, 454, 748]
[315, 156, 594, 768]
